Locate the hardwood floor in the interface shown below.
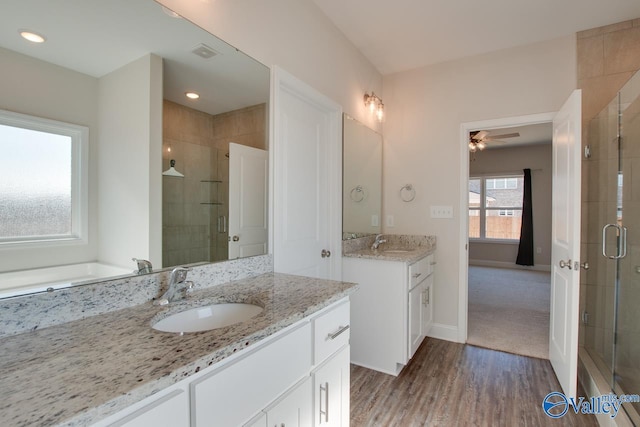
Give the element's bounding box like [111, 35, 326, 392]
[351, 338, 598, 426]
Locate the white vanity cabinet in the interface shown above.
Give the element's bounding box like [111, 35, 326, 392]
[344, 253, 434, 375]
[94, 299, 350, 427]
[107, 389, 190, 427]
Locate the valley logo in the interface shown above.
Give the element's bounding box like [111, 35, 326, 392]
[542, 391, 640, 419]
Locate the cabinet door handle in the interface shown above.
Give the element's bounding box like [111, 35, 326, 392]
[412, 272, 422, 279]
[319, 382, 329, 423]
[327, 325, 349, 340]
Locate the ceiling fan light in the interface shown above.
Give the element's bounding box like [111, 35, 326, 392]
[477, 141, 486, 150]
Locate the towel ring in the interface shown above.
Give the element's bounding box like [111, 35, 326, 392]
[400, 184, 416, 202]
[350, 185, 366, 202]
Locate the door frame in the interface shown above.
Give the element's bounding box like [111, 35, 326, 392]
[458, 112, 556, 343]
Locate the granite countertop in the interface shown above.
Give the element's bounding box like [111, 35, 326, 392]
[0, 272, 357, 427]
[342, 234, 436, 264]
[344, 246, 434, 263]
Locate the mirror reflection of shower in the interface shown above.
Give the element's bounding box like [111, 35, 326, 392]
[162, 101, 267, 266]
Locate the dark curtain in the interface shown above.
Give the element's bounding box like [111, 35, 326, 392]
[516, 168, 534, 266]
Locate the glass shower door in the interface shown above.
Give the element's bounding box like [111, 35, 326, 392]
[583, 87, 619, 383]
[614, 70, 640, 424]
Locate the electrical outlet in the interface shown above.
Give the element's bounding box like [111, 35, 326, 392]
[536, 247, 542, 254]
[430, 206, 453, 219]
[386, 215, 395, 227]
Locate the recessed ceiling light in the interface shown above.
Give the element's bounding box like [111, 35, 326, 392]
[185, 92, 200, 100]
[19, 30, 46, 43]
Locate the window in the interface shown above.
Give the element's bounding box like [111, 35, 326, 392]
[469, 175, 523, 241]
[0, 109, 88, 246]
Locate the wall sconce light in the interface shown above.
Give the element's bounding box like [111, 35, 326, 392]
[364, 92, 384, 122]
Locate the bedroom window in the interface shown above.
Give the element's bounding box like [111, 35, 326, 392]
[469, 175, 523, 241]
[0, 110, 88, 246]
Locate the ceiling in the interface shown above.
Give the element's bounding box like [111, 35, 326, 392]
[475, 123, 552, 150]
[312, 0, 640, 75]
[0, 0, 269, 116]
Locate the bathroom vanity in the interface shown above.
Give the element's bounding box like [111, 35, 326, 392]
[0, 270, 357, 427]
[343, 235, 436, 376]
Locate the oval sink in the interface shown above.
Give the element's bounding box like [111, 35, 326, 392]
[153, 303, 263, 333]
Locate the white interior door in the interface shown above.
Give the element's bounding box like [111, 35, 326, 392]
[228, 143, 268, 260]
[272, 67, 342, 279]
[550, 89, 582, 398]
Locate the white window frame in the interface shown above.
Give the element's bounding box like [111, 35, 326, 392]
[0, 109, 88, 247]
[469, 174, 523, 243]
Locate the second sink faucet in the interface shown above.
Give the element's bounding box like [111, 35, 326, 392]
[154, 266, 193, 306]
[372, 234, 387, 250]
[132, 258, 153, 275]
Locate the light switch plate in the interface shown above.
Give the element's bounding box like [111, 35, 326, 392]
[386, 215, 395, 227]
[430, 206, 453, 219]
[371, 215, 379, 227]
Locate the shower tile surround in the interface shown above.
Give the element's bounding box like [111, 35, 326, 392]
[578, 19, 640, 366]
[0, 255, 358, 426]
[578, 18, 640, 424]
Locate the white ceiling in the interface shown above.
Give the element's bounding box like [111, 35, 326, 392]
[312, 0, 640, 75]
[476, 123, 552, 150]
[0, 0, 269, 116]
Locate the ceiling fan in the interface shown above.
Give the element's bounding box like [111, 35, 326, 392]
[469, 130, 520, 152]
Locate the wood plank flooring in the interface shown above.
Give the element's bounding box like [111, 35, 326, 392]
[351, 338, 598, 426]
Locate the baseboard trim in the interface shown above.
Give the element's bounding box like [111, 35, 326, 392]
[427, 323, 461, 343]
[469, 259, 551, 272]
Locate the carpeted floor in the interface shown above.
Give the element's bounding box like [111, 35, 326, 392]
[468, 266, 550, 359]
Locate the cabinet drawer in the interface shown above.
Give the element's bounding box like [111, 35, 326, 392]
[313, 301, 350, 365]
[108, 389, 189, 427]
[409, 257, 429, 289]
[191, 323, 312, 426]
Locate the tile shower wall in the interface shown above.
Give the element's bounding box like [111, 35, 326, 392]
[578, 19, 640, 368]
[162, 101, 267, 267]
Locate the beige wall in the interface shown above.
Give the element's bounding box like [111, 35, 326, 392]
[157, 0, 383, 132]
[382, 36, 576, 333]
[469, 144, 552, 269]
[98, 54, 163, 269]
[0, 47, 99, 272]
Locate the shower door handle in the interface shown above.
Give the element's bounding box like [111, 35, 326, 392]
[602, 224, 628, 259]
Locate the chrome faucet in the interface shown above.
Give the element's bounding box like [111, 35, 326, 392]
[371, 234, 387, 250]
[132, 258, 153, 275]
[154, 267, 193, 306]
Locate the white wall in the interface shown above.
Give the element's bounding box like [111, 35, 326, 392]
[469, 144, 553, 269]
[382, 36, 577, 339]
[0, 47, 99, 271]
[98, 54, 163, 268]
[157, 0, 383, 131]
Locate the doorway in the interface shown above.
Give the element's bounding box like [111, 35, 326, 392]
[466, 123, 552, 358]
[458, 113, 554, 348]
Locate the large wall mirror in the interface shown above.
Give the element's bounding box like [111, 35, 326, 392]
[0, 0, 270, 297]
[342, 115, 382, 239]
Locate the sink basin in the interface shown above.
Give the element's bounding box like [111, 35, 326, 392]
[381, 249, 412, 254]
[153, 303, 263, 333]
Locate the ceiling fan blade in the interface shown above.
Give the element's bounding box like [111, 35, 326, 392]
[485, 139, 508, 145]
[485, 132, 520, 140]
[473, 130, 489, 140]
